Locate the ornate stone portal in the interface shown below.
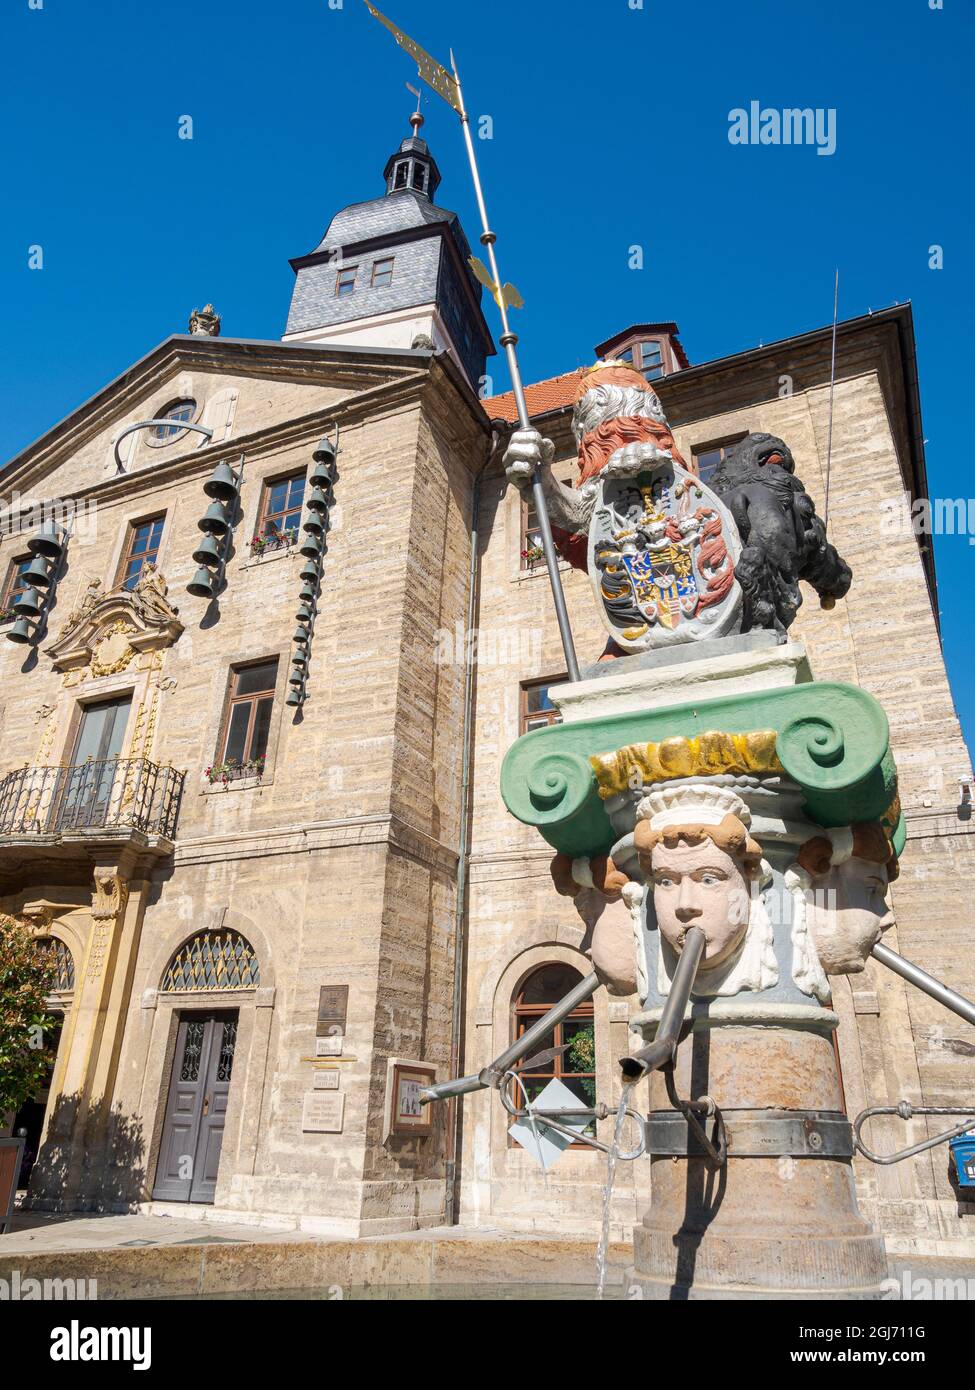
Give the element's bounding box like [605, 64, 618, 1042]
[499, 369, 902, 1298]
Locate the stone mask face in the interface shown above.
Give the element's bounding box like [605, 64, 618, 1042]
[651, 839, 752, 970]
[806, 857, 894, 974]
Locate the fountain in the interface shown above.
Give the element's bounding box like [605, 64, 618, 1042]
[415, 362, 975, 1299]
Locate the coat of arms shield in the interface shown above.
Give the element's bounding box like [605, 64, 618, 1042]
[587, 459, 743, 653]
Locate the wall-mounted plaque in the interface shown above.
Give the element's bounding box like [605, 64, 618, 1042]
[302, 1090, 345, 1133]
[315, 1032, 343, 1058]
[383, 1058, 436, 1140]
[317, 985, 349, 1037]
[313, 1070, 341, 1091]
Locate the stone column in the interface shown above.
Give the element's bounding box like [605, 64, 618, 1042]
[31, 850, 151, 1209]
[632, 1013, 888, 1299]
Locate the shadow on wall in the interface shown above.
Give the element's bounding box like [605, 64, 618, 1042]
[27, 1092, 146, 1212]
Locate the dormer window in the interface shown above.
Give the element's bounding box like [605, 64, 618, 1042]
[335, 265, 358, 297]
[150, 399, 196, 443]
[595, 325, 685, 383]
[640, 341, 664, 380]
[371, 258, 394, 288]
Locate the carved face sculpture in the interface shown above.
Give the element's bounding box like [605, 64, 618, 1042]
[650, 837, 753, 970]
[795, 824, 897, 976]
[805, 857, 894, 975]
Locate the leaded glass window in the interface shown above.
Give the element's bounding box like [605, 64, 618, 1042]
[39, 937, 76, 993]
[161, 931, 260, 993]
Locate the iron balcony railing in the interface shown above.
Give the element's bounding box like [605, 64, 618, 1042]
[0, 757, 184, 840]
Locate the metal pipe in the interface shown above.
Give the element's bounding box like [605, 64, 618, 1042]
[438, 423, 508, 1217]
[113, 419, 213, 473]
[872, 942, 975, 1028]
[421, 1072, 486, 1105]
[478, 970, 600, 1088]
[620, 927, 706, 1079]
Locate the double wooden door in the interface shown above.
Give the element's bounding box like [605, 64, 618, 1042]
[152, 1012, 238, 1203]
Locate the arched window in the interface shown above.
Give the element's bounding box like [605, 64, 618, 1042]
[161, 930, 259, 993]
[510, 963, 596, 1121]
[150, 399, 196, 443]
[38, 937, 75, 995]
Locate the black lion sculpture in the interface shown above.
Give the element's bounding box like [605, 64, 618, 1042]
[709, 432, 852, 639]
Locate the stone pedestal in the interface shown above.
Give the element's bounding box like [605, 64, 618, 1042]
[631, 1015, 889, 1299]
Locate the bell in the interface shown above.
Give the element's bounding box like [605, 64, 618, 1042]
[313, 436, 337, 467]
[302, 512, 324, 538]
[298, 533, 323, 560]
[305, 487, 329, 513]
[285, 687, 305, 708]
[198, 502, 231, 535]
[291, 648, 308, 668]
[23, 555, 53, 588]
[6, 618, 35, 644]
[298, 583, 317, 604]
[192, 534, 223, 567]
[309, 464, 333, 489]
[13, 586, 43, 618]
[288, 667, 306, 688]
[292, 626, 309, 645]
[27, 524, 64, 559]
[296, 604, 314, 623]
[203, 462, 239, 502]
[187, 568, 215, 599]
[299, 560, 321, 583]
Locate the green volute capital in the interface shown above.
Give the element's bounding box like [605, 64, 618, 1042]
[500, 681, 894, 858]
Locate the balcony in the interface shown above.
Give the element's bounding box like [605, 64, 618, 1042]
[0, 757, 184, 866]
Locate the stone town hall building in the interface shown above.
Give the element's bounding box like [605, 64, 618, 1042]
[1, 120, 973, 1250]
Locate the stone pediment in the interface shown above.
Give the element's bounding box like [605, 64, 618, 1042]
[45, 564, 183, 679]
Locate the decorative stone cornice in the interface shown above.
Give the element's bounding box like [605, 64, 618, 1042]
[45, 564, 182, 680]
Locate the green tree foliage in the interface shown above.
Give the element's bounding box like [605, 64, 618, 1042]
[0, 915, 56, 1117]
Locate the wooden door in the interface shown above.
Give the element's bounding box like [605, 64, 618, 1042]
[152, 1012, 238, 1203]
[56, 695, 132, 829]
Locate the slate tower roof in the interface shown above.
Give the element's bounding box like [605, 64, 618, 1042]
[284, 115, 495, 390]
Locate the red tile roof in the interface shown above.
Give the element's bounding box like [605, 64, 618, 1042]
[481, 324, 690, 422]
[482, 368, 589, 424]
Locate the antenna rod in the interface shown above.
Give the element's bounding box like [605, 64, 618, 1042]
[823, 269, 839, 532]
[449, 52, 580, 684]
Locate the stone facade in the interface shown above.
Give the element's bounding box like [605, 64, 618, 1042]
[0, 335, 489, 1235]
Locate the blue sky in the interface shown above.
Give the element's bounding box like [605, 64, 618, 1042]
[1, 0, 973, 745]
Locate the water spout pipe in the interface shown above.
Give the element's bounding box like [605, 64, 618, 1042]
[872, 942, 975, 1028]
[420, 1073, 486, 1104]
[478, 970, 600, 1088]
[619, 927, 706, 1080]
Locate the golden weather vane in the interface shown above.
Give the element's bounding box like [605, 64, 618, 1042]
[361, 0, 578, 681]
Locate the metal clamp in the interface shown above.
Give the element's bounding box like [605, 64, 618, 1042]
[647, 1108, 853, 1159]
[853, 1101, 975, 1166]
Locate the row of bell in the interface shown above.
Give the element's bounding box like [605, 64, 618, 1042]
[4, 526, 66, 643]
[187, 462, 244, 599]
[286, 441, 334, 706]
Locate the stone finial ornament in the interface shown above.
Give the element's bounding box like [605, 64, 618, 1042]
[188, 304, 221, 337]
[787, 822, 897, 978]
